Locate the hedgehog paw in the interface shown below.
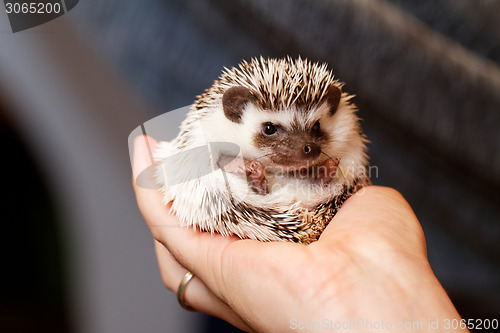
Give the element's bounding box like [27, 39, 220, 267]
[246, 160, 268, 195]
[314, 158, 339, 186]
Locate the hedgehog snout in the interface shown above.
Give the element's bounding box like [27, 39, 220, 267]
[302, 143, 321, 160]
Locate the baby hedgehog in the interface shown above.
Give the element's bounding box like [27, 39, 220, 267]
[155, 57, 370, 244]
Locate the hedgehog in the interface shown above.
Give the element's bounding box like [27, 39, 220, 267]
[154, 57, 370, 244]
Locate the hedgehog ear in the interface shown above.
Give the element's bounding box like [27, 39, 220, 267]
[325, 85, 342, 115]
[222, 86, 255, 123]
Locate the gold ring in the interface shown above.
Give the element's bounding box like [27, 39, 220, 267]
[177, 271, 195, 311]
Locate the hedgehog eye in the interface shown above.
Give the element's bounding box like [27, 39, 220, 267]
[312, 121, 320, 132]
[262, 122, 277, 136]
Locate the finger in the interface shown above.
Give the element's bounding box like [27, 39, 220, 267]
[154, 241, 252, 332]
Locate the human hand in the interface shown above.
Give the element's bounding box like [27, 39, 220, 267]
[132, 135, 466, 332]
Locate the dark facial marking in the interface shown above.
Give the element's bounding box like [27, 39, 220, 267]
[312, 120, 320, 132]
[222, 86, 255, 123]
[253, 124, 329, 166]
[325, 85, 341, 115]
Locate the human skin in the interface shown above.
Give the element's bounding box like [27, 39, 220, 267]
[132, 135, 467, 333]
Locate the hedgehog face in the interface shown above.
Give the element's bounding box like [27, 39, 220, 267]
[222, 85, 344, 171]
[252, 116, 328, 169]
[197, 58, 368, 184]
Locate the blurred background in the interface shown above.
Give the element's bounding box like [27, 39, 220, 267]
[0, 0, 499, 332]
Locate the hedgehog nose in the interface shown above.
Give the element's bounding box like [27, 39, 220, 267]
[303, 143, 321, 160]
